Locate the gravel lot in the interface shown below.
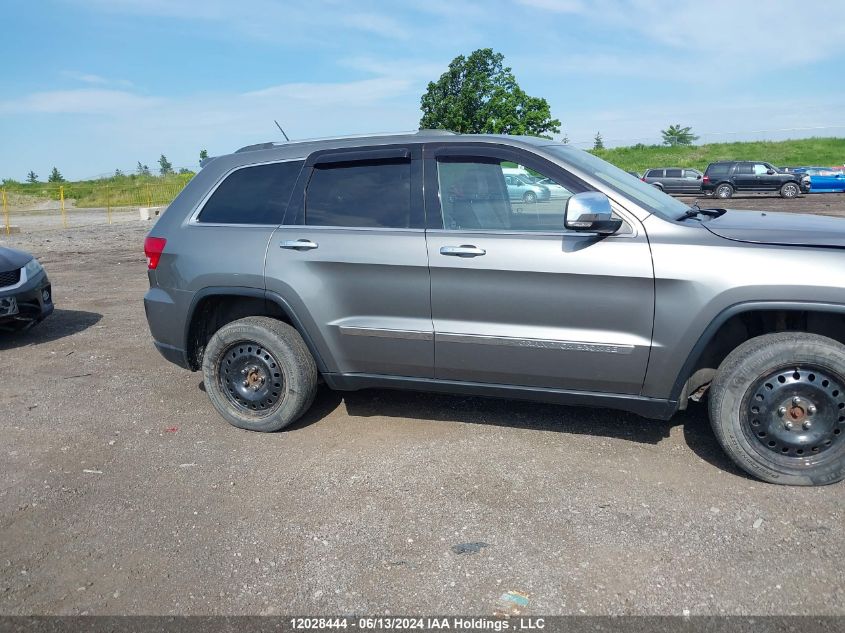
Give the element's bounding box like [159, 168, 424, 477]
[1, 194, 843, 616]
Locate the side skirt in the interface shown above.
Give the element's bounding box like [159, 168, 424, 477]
[323, 373, 679, 421]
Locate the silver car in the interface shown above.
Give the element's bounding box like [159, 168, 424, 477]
[144, 131, 845, 486]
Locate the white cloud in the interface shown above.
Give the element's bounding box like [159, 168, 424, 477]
[0, 89, 162, 115]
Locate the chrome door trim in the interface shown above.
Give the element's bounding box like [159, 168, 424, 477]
[437, 332, 635, 354]
[339, 326, 434, 341]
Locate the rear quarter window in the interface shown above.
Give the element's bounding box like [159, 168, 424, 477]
[706, 164, 731, 178]
[197, 160, 303, 224]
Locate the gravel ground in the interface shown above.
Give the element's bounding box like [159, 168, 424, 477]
[0, 195, 843, 616]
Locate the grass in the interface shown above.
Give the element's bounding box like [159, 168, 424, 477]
[2, 137, 843, 209]
[591, 137, 845, 173]
[1, 173, 194, 208]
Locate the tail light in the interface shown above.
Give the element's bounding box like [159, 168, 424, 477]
[641, 177, 647, 182]
[702, 176, 710, 184]
[144, 236, 167, 270]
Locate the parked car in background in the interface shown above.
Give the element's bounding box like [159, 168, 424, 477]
[0, 246, 53, 332]
[533, 176, 573, 200]
[503, 173, 550, 203]
[642, 168, 703, 194]
[702, 161, 810, 199]
[790, 167, 845, 193]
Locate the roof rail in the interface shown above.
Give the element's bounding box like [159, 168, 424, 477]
[234, 129, 458, 153]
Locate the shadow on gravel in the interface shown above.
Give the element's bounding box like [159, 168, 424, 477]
[0, 308, 102, 350]
[296, 386, 679, 445]
[680, 400, 755, 480]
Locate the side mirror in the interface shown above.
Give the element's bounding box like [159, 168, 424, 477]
[564, 192, 623, 235]
[766, 169, 775, 175]
[696, 174, 702, 179]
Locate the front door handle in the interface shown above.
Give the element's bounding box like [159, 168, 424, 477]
[280, 239, 318, 251]
[440, 245, 486, 257]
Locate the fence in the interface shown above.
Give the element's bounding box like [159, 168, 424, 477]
[1, 175, 192, 235]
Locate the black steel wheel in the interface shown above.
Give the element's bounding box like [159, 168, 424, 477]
[742, 366, 844, 464]
[219, 341, 285, 415]
[709, 332, 845, 485]
[202, 316, 318, 432]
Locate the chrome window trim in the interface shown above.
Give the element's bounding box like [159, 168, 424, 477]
[186, 157, 305, 227]
[276, 225, 425, 234]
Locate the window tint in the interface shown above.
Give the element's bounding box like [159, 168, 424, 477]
[706, 163, 731, 177]
[198, 161, 303, 224]
[647, 169, 663, 178]
[305, 159, 411, 228]
[736, 163, 754, 175]
[665, 169, 682, 178]
[437, 158, 576, 232]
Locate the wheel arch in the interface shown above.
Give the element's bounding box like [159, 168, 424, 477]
[184, 286, 330, 373]
[670, 301, 845, 406]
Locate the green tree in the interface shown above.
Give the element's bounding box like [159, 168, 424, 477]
[661, 123, 699, 147]
[137, 161, 151, 177]
[26, 170, 39, 183]
[593, 132, 604, 150]
[199, 149, 209, 164]
[47, 167, 65, 183]
[114, 168, 124, 178]
[158, 154, 174, 176]
[561, 132, 570, 144]
[178, 167, 193, 175]
[419, 48, 560, 138]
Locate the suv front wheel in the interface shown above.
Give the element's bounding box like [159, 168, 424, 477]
[780, 182, 800, 198]
[202, 316, 318, 432]
[709, 332, 845, 485]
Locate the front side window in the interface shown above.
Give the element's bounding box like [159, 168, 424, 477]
[753, 163, 769, 175]
[647, 169, 663, 178]
[305, 159, 411, 228]
[198, 160, 303, 224]
[437, 158, 576, 232]
[683, 169, 700, 180]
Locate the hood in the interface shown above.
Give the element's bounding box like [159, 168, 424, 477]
[702, 209, 845, 249]
[0, 246, 33, 273]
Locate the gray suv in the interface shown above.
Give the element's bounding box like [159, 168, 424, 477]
[144, 132, 845, 486]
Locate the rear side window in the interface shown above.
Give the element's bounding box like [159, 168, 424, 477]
[736, 164, 754, 175]
[647, 169, 663, 178]
[665, 169, 682, 178]
[198, 161, 303, 224]
[305, 159, 411, 228]
[706, 163, 731, 178]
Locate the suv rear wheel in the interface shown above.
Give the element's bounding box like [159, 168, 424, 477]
[780, 182, 800, 198]
[708, 332, 845, 485]
[202, 316, 318, 432]
[715, 183, 734, 198]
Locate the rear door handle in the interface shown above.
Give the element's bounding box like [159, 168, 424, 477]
[440, 245, 486, 257]
[280, 239, 318, 251]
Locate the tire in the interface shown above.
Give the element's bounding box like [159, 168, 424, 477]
[780, 182, 800, 198]
[202, 316, 318, 432]
[715, 183, 734, 199]
[708, 332, 845, 486]
[522, 191, 537, 204]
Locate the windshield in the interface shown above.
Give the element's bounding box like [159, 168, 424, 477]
[542, 144, 690, 220]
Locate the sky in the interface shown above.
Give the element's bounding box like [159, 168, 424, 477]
[2, 0, 845, 180]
